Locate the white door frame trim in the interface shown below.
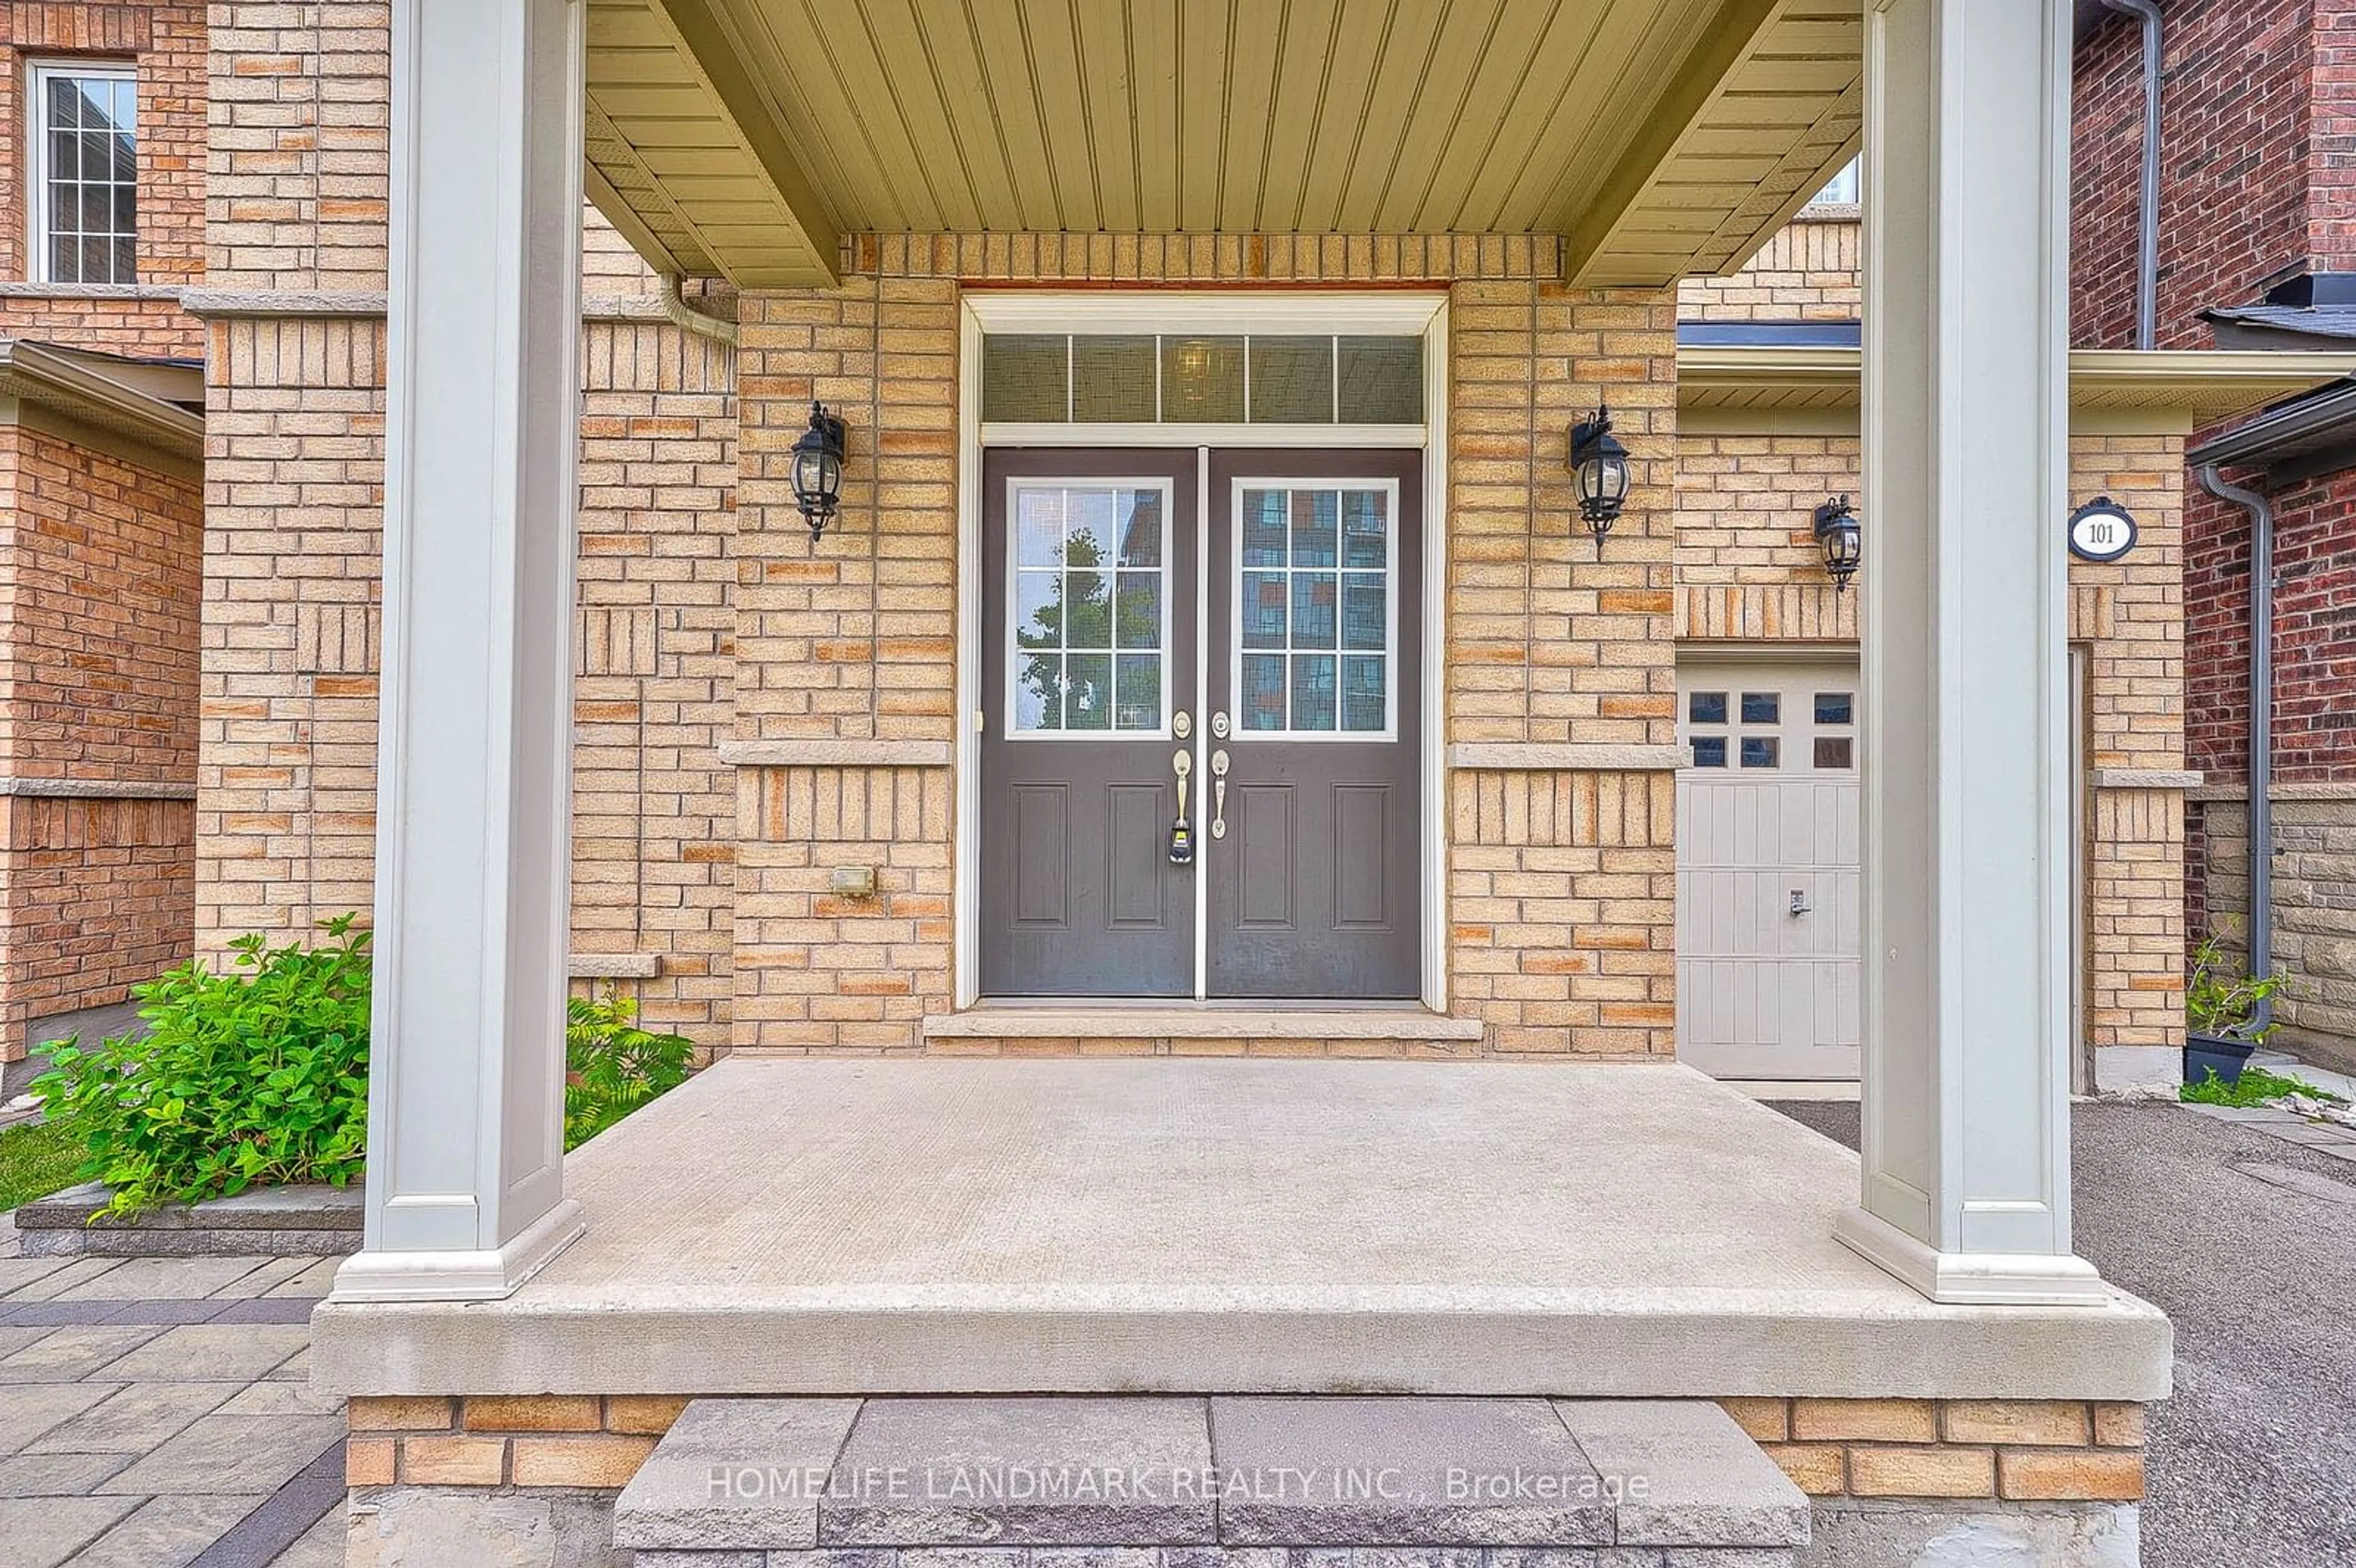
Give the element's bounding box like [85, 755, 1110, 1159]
[953, 290, 1452, 1012]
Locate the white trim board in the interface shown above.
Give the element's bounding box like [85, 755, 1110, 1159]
[964, 291, 1446, 335]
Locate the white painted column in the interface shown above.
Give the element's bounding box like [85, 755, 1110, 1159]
[1838, 0, 2109, 1305]
[331, 0, 586, 1301]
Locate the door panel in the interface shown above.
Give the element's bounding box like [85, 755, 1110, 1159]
[980, 450, 1197, 996]
[1206, 449, 1422, 998]
[1674, 661, 1862, 1078]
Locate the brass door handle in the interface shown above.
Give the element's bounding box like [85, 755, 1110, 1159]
[1169, 750, 1194, 865]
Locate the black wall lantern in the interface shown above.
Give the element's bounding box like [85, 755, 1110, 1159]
[790, 402, 847, 540]
[1814, 494, 1862, 592]
[1568, 402, 1631, 549]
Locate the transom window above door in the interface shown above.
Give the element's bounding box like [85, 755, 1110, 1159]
[982, 332, 1424, 425]
[1235, 483, 1393, 736]
[1007, 482, 1169, 736]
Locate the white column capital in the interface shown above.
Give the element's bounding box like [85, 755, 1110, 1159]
[334, 0, 587, 1303]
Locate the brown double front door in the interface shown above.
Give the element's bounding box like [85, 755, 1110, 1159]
[980, 447, 1423, 999]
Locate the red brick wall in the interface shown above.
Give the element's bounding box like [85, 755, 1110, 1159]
[0, 794, 192, 1031]
[2, 426, 201, 782]
[2071, 0, 2320, 349]
[2308, 2, 2356, 273]
[2188, 465, 2356, 786]
[0, 422, 201, 1039]
[0, 1, 206, 357]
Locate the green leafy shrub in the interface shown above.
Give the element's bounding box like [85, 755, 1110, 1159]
[34, 916, 372, 1218]
[2187, 926, 2285, 1043]
[565, 988, 693, 1149]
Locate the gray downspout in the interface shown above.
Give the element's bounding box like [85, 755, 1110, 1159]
[2198, 465, 2276, 1028]
[2103, 0, 2163, 350]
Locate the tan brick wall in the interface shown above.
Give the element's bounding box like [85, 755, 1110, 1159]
[1677, 219, 1860, 325]
[196, 306, 741, 1055]
[729, 277, 958, 1053]
[345, 1394, 686, 1492]
[723, 245, 1677, 1058]
[1446, 282, 1679, 1056]
[1722, 1397, 2147, 1504]
[205, 0, 390, 293]
[1673, 431, 1861, 642]
[0, 1, 206, 356]
[0, 423, 201, 1042]
[196, 313, 386, 947]
[2072, 434, 2192, 1056]
[1674, 425, 2190, 1058]
[571, 322, 739, 1049]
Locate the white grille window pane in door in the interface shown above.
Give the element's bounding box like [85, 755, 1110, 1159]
[1234, 485, 1392, 736]
[1010, 484, 1166, 734]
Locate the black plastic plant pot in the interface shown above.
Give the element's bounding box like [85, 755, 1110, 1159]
[2185, 1032, 2258, 1090]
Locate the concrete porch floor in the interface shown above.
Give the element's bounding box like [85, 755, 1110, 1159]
[311, 1059, 2170, 1402]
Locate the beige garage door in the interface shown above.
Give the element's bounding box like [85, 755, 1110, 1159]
[1675, 659, 1861, 1080]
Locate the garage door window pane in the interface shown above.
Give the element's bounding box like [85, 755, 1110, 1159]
[1741, 693, 1780, 724]
[1692, 737, 1728, 768]
[1741, 737, 1779, 769]
[1689, 691, 1727, 726]
[1815, 693, 1854, 725]
[1814, 737, 1854, 769]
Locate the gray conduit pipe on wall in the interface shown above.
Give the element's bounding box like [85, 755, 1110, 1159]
[2102, 0, 2163, 350]
[2198, 465, 2276, 1026]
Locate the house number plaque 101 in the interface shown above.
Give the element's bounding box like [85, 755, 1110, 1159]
[2066, 496, 2138, 564]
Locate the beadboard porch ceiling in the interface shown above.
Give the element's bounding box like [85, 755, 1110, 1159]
[582, 0, 1863, 290]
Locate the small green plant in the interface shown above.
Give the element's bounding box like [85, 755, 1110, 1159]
[2182, 1064, 2349, 1109]
[33, 917, 372, 1218]
[564, 987, 693, 1149]
[2187, 927, 2284, 1043]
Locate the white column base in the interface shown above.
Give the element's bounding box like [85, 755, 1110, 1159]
[329, 1198, 585, 1303]
[1834, 1204, 2112, 1307]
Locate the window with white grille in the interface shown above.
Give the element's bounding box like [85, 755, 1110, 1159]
[29, 63, 137, 285]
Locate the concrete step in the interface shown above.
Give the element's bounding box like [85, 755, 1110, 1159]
[615, 1395, 1807, 1565]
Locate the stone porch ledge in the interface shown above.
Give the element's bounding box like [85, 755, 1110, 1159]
[311, 1059, 2169, 1404]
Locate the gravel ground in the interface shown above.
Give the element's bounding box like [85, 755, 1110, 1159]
[1776, 1098, 2356, 1568]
